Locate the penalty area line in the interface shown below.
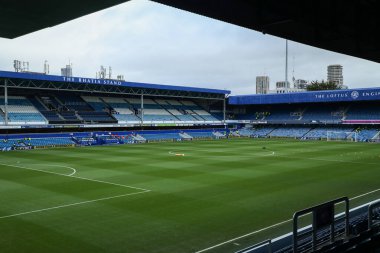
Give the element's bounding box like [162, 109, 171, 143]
[0, 190, 150, 220]
[0, 162, 149, 192]
[28, 164, 77, 176]
[194, 188, 380, 253]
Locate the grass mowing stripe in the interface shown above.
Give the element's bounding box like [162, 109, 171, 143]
[0, 162, 150, 192]
[0, 138, 379, 253]
[0, 162, 152, 219]
[0, 190, 150, 219]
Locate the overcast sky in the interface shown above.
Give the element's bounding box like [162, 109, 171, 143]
[1, 0, 380, 95]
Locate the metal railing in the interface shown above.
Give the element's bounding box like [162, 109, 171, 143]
[293, 197, 349, 253]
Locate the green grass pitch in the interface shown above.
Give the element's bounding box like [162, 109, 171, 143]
[0, 138, 379, 253]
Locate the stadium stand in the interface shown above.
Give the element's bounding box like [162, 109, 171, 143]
[346, 103, 380, 120]
[238, 128, 256, 137]
[302, 105, 345, 122]
[186, 131, 215, 139]
[55, 94, 93, 111]
[213, 131, 226, 138]
[82, 96, 108, 112]
[155, 99, 189, 121]
[0, 128, 230, 151]
[101, 97, 141, 123]
[0, 136, 74, 150]
[141, 132, 182, 141]
[356, 129, 380, 141]
[303, 127, 354, 140]
[2, 72, 380, 146]
[269, 127, 311, 138]
[0, 71, 222, 126]
[266, 106, 304, 121]
[252, 127, 276, 137]
[0, 96, 47, 124]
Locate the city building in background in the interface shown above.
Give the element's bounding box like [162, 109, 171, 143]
[275, 81, 290, 89]
[269, 87, 306, 94]
[327, 64, 343, 87]
[61, 64, 73, 77]
[256, 76, 270, 94]
[294, 79, 309, 89]
[268, 80, 308, 94]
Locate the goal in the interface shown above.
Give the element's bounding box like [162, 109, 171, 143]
[326, 131, 358, 142]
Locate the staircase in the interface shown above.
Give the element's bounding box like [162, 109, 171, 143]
[213, 131, 226, 138]
[75, 112, 83, 121]
[0, 108, 6, 122]
[31, 96, 65, 122]
[230, 131, 240, 137]
[298, 107, 307, 120]
[122, 98, 136, 111]
[179, 132, 193, 139]
[31, 96, 49, 110]
[133, 134, 146, 142]
[342, 105, 351, 120]
[373, 131, 380, 140]
[153, 99, 180, 121]
[177, 100, 205, 121]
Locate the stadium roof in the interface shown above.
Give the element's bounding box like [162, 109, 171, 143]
[0, 0, 128, 39]
[153, 0, 380, 64]
[0, 71, 229, 99]
[229, 88, 380, 105]
[2, 1, 380, 63]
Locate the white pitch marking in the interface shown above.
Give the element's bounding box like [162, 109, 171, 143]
[0, 163, 149, 192]
[194, 188, 380, 253]
[351, 188, 380, 200]
[194, 219, 292, 253]
[0, 190, 150, 220]
[27, 164, 77, 176]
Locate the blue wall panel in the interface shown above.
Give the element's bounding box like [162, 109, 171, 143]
[230, 88, 380, 105]
[0, 70, 230, 95]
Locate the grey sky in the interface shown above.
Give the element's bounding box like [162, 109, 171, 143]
[1, 0, 380, 95]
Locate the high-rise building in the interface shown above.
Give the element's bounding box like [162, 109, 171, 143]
[256, 76, 270, 94]
[61, 65, 73, 77]
[327, 64, 343, 87]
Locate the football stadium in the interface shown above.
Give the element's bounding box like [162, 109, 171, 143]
[1, 1, 380, 253]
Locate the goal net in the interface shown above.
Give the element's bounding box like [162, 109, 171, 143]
[326, 131, 358, 142]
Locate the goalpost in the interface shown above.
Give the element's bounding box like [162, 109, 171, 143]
[326, 131, 358, 142]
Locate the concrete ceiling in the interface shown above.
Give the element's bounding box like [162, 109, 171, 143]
[0, 0, 128, 39]
[152, 0, 380, 63]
